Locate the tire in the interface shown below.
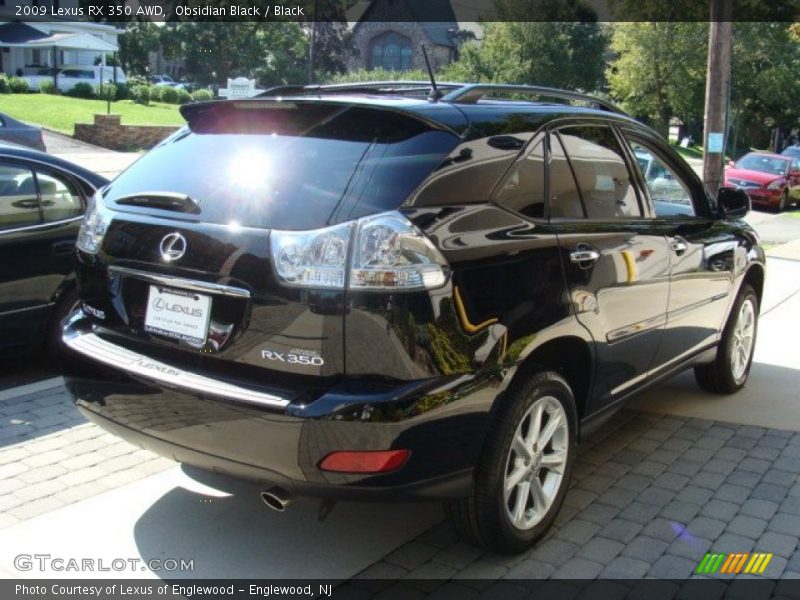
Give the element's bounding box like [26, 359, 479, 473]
[46, 286, 79, 360]
[778, 190, 788, 212]
[445, 369, 577, 553]
[694, 284, 758, 394]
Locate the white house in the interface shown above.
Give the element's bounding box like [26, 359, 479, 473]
[0, 0, 122, 77]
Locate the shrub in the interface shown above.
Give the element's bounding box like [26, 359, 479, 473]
[115, 82, 130, 100]
[175, 88, 192, 104]
[9, 77, 29, 93]
[126, 75, 148, 88]
[39, 79, 57, 94]
[64, 82, 95, 98]
[97, 82, 117, 102]
[190, 88, 214, 102]
[131, 84, 151, 105]
[0, 74, 10, 94]
[325, 68, 432, 84]
[148, 85, 162, 102]
[158, 85, 180, 104]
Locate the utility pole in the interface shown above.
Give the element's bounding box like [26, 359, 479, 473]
[308, 0, 319, 84]
[702, 0, 733, 196]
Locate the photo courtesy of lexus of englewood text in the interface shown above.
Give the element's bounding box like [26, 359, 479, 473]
[1, 0, 800, 598]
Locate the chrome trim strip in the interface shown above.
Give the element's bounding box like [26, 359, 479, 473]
[108, 266, 251, 299]
[0, 215, 83, 237]
[606, 314, 667, 344]
[64, 331, 290, 409]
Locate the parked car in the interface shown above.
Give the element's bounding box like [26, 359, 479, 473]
[0, 113, 45, 152]
[782, 145, 800, 160]
[0, 142, 108, 354]
[150, 74, 175, 86]
[724, 151, 800, 211]
[62, 82, 764, 553]
[24, 66, 126, 93]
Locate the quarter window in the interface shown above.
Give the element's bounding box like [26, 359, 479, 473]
[556, 126, 642, 219]
[494, 140, 545, 218]
[38, 171, 82, 222]
[628, 140, 696, 218]
[0, 164, 40, 230]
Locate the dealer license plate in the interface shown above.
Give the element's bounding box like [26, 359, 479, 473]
[144, 285, 212, 344]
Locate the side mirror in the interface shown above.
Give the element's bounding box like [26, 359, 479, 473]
[717, 187, 750, 219]
[727, 160, 736, 167]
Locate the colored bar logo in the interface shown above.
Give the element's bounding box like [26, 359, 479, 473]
[697, 552, 773, 575]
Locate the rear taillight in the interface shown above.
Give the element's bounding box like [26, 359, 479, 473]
[319, 449, 410, 473]
[76, 192, 114, 254]
[270, 211, 448, 291]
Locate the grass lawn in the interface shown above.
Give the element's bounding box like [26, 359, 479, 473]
[1, 93, 185, 134]
[669, 142, 705, 160]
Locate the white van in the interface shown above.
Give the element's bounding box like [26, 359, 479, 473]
[25, 66, 126, 93]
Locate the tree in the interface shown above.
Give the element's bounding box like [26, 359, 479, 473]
[729, 23, 800, 151]
[117, 21, 163, 76]
[442, 21, 607, 92]
[166, 22, 307, 87]
[606, 22, 707, 137]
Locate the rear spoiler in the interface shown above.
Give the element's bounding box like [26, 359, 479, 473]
[178, 98, 468, 138]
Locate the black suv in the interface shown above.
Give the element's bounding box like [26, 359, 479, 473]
[63, 82, 764, 553]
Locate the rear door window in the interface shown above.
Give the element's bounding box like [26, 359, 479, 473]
[0, 164, 40, 231]
[556, 125, 642, 219]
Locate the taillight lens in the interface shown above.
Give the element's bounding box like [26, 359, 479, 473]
[270, 211, 448, 291]
[76, 192, 114, 254]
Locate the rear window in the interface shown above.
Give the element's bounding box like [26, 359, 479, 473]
[104, 104, 459, 230]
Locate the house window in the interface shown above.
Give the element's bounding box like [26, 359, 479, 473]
[369, 31, 412, 71]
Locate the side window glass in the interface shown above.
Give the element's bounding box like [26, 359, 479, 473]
[494, 140, 545, 218]
[0, 164, 40, 231]
[628, 141, 696, 218]
[558, 126, 642, 219]
[548, 134, 585, 218]
[37, 171, 83, 222]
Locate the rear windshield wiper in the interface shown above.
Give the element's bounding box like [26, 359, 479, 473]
[113, 192, 200, 214]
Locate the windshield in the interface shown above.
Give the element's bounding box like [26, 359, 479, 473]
[735, 153, 790, 175]
[104, 105, 459, 230]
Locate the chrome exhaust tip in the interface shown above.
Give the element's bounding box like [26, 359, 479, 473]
[260, 487, 292, 512]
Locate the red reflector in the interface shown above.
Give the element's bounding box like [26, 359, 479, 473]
[319, 450, 410, 474]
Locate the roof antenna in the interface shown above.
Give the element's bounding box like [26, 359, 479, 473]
[421, 45, 441, 102]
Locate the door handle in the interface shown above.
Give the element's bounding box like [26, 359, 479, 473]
[52, 240, 75, 256]
[569, 249, 601, 265]
[670, 238, 689, 255]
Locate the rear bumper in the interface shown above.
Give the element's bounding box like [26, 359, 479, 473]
[63, 313, 494, 500]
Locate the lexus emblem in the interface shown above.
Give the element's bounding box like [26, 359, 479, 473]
[159, 232, 187, 262]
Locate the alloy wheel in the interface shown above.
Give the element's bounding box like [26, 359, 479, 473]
[503, 395, 569, 530]
[730, 297, 756, 383]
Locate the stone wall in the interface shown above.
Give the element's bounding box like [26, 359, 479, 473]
[74, 114, 180, 152]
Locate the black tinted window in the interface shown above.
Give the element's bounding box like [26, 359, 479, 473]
[106, 105, 459, 230]
[494, 140, 545, 218]
[557, 126, 642, 219]
[0, 164, 39, 230]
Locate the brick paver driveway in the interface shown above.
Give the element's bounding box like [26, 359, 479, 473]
[2, 380, 799, 585]
[344, 410, 800, 593]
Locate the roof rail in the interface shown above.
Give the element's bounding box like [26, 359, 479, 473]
[439, 84, 624, 114]
[259, 81, 466, 98]
[256, 81, 624, 114]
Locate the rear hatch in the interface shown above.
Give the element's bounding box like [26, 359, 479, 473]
[82, 99, 463, 385]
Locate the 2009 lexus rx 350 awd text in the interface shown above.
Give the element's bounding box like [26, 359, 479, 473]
[63, 82, 765, 553]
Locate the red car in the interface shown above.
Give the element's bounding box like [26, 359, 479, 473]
[724, 152, 800, 211]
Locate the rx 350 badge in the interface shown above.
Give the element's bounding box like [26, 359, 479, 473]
[261, 348, 324, 366]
